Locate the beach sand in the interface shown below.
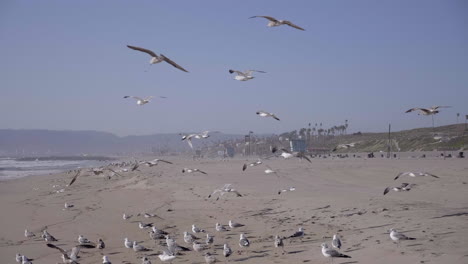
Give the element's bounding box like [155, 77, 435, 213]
[1, 156, 467, 263]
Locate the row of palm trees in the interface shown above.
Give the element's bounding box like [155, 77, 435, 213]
[279, 120, 350, 141]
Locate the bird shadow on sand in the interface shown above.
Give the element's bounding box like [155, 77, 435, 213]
[108, 251, 122, 255]
[286, 249, 307, 254]
[233, 253, 268, 261]
[339, 261, 359, 264]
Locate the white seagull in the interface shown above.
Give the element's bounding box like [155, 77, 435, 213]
[123, 95, 156, 106]
[208, 184, 243, 200]
[389, 228, 415, 245]
[332, 234, 342, 249]
[383, 183, 416, 195]
[158, 249, 176, 263]
[394, 171, 439, 180]
[229, 69, 266, 81]
[102, 255, 112, 264]
[124, 238, 134, 249]
[127, 45, 188, 72]
[133, 241, 150, 252]
[274, 235, 285, 253]
[192, 224, 205, 233]
[239, 233, 250, 248]
[228, 220, 245, 228]
[405, 106, 451, 115]
[215, 223, 229, 232]
[249, 16, 305, 31]
[242, 159, 262, 171]
[24, 229, 35, 238]
[256, 110, 280, 121]
[223, 243, 232, 259]
[321, 243, 351, 261]
[204, 252, 217, 264]
[182, 168, 207, 174]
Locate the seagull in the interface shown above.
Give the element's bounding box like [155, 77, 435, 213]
[278, 187, 296, 195]
[276, 148, 311, 163]
[383, 183, 416, 195]
[405, 106, 451, 115]
[123, 213, 133, 220]
[123, 96, 155, 106]
[64, 203, 74, 209]
[193, 241, 208, 252]
[182, 168, 207, 174]
[264, 165, 278, 175]
[78, 235, 91, 244]
[288, 227, 304, 239]
[209, 184, 243, 200]
[274, 235, 285, 253]
[183, 232, 199, 244]
[102, 256, 111, 264]
[332, 143, 357, 152]
[21, 255, 33, 264]
[239, 233, 250, 248]
[181, 133, 198, 149]
[124, 238, 134, 249]
[223, 243, 232, 259]
[24, 229, 35, 238]
[394, 171, 439, 180]
[133, 241, 150, 252]
[98, 239, 105, 249]
[144, 212, 162, 219]
[46, 243, 95, 264]
[139, 222, 153, 229]
[16, 253, 22, 263]
[204, 252, 217, 264]
[215, 223, 229, 232]
[249, 16, 305, 31]
[389, 228, 415, 245]
[321, 243, 351, 261]
[242, 160, 262, 171]
[228, 69, 266, 81]
[42, 230, 58, 241]
[141, 158, 173, 167]
[332, 234, 341, 249]
[142, 256, 152, 264]
[228, 220, 244, 229]
[205, 234, 214, 245]
[192, 224, 205, 233]
[256, 110, 280, 121]
[127, 45, 188, 72]
[165, 235, 191, 253]
[152, 226, 169, 236]
[158, 249, 176, 263]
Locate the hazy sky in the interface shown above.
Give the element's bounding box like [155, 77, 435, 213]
[1, 0, 467, 136]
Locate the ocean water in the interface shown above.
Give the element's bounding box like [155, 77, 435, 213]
[0, 158, 105, 180]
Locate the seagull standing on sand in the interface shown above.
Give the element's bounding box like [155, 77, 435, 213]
[133, 241, 150, 252]
[123, 213, 133, 220]
[16, 253, 22, 263]
[204, 252, 217, 264]
[332, 234, 341, 249]
[78, 235, 91, 244]
[205, 234, 214, 246]
[24, 229, 35, 238]
[239, 233, 250, 248]
[289, 227, 305, 240]
[102, 256, 111, 264]
[394, 171, 439, 180]
[389, 228, 415, 245]
[249, 16, 305, 31]
[21, 255, 33, 264]
[228, 69, 266, 81]
[256, 111, 280, 121]
[42, 230, 58, 241]
[209, 184, 243, 200]
[223, 243, 232, 260]
[192, 224, 205, 233]
[274, 235, 285, 253]
[158, 249, 176, 263]
[193, 241, 208, 252]
[228, 220, 244, 229]
[215, 223, 229, 232]
[124, 238, 133, 249]
[321, 243, 351, 262]
[127, 45, 189, 72]
[139, 222, 153, 229]
[183, 232, 199, 244]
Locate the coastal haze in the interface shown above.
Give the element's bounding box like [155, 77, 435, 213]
[1, 1, 468, 264]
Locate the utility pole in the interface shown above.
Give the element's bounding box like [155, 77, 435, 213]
[387, 124, 391, 158]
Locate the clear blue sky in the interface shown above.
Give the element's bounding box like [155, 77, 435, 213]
[1, 0, 467, 136]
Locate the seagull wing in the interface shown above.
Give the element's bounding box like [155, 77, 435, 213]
[299, 154, 312, 163]
[425, 172, 440, 178]
[158, 159, 173, 164]
[405, 108, 420, 113]
[242, 164, 247, 171]
[68, 170, 81, 186]
[249, 15, 279, 22]
[127, 45, 158, 57]
[144, 96, 154, 101]
[187, 138, 193, 149]
[283, 20, 305, 31]
[272, 114, 280, 121]
[198, 169, 208, 175]
[46, 243, 68, 255]
[431, 106, 451, 110]
[124, 96, 145, 101]
[394, 172, 408, 180]
[160, 54, 189, 72]
[383, 187, 391, 195]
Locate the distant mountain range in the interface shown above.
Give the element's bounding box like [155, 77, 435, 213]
[0, 129, 244, 156]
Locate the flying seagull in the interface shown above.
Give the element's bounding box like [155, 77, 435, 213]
[332, 143, 357, 152]
[229, 69, 266, 81]
[273, 148, 311, 163]
[383, 183, 416, 195]
[394, 171, 439, 180]
[242, 159, 262, 171]
[141, 158, 173, 167]
[405, 106, 451, 115]
[127, 45, 188, 72]
[256, 111, 280, 121]
[249, 16, 305, 31]
[182, 168, 207, 174]
[123, 96, 156, 106]
[208, 184, 242, 200]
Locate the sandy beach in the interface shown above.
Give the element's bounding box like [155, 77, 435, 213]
[1, 155, 467, 264]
